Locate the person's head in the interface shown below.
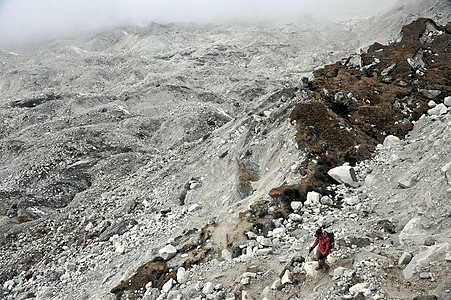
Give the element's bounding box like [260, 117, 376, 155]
[315, 228, 323, 237]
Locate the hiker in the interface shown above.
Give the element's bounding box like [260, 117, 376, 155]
[309, 227, 331, 272]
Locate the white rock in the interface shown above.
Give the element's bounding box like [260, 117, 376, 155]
[327, 166, 358, 186]
[307, 191, 321, 205]
[259, 237, 273, 247]
[162, 278, 174, 293]
[320, 196, 333, 206]
[303, 261, 319, 278]
[349, 282, 369, 295]
[240, 277, 250, 285]
[383, 135, 400, 148]
[444, 96, 451, 107]
[344, 197, 359, 206]
[403, 243, 451, 279]
[272, 227, 286, 238]
[177, 267, 188, 284]
[85, 222, 94, 232]
[399, 217, 428, 246]
[427, 103, 448, 116]
[428, 100, 437, 108]
[246, 231, 258, 239]
[288, 213, 303, 223]
[290, 201, 303, 210]
[3, 280, 15, 290]
[115, 243, 125, 254]
[281, 270, 292, 285]
[333, 267, 347, 277]
[159, 244, 177, 260]
[256, 248, 273, 255]
[202, 282, 214, 294]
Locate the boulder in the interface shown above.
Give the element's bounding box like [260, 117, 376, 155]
[159, 244, 177, 260]
[162, 278, 174, 293]
[383, 135, 400, 148]
[349, 282, 369, 296]
[403, 243, 451, 279]
[424, 237, 436, 246]
[177, 267, 188, 284]
[398, 175, 417, 188]
[398, 252, 412, 265]
[399, 217, 428, 246]
[444, 96, 451, 107]
[290, 201, 303, 211]
[320, 196, 333, 206]
[280, 270, 292, 285]
[427, 103, 448, 116]
[288, 213, 303, 223]
[202, 282, 214, 294]
[305, 191, 321, 206]
[303, 261, 319, 278]
[327, 166, 359, 187]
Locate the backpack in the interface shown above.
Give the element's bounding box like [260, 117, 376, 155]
[324, 228, 335, 249]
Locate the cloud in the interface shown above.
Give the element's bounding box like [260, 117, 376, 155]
[0, 0, 397, 47]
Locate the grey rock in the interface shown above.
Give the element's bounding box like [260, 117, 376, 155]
[398, 175, 417, 188]
[99, 219, 138, 241]
[420, 89, 442, 99]
[398, 252, 412, 265]
[320, 196, 333, 206]
[382, 76, 393, 83]
[419, 272, 431, 279]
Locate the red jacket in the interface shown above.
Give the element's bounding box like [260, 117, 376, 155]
[312, 232, 331, 256]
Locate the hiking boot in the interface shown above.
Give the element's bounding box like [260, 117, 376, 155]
[315, 266, 322, 270]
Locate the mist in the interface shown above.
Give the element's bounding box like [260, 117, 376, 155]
[0, 0, 398, 47]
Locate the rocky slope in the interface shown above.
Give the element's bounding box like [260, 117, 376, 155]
[0, 1, 450, 300]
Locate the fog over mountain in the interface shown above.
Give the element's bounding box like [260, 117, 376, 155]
[0, 0, 397, 47]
